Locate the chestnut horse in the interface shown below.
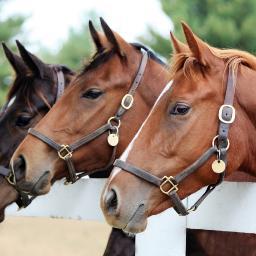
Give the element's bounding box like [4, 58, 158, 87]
[0, 41, 136, 256]
[101, 22, 256, 241]
[0, 41, 74, 220]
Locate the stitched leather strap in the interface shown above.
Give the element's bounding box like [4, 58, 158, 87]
[114, 159, 162, 186]
[0, 166, 11, 177]
[55, 67, 65, 100]
[113, 65, 237, 216]
[70, 123, 111, 151]
[26, 49, 149, 185]
[114, 147, 217, 215]
[116, 50, 148, 118]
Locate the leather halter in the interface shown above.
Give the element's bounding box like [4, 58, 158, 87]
[114, 65, 237, 216]
[0, 66, 66, 208]
[24, 49, 149, 185]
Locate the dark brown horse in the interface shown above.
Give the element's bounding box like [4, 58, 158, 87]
[0, 42, 74, 221]
[101, 22, 256, 242]
[10, 19, 169, 197]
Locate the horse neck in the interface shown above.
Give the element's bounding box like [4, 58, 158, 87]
[235, 65, 256, 175]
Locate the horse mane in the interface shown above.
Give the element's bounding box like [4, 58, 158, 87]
[79, 42, 167, 77]
[170, 47, 256, 81]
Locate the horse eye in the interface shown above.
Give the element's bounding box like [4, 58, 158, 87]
[82, 88, 103, 100]
[170, 103, 190, 115]
[16, 115, 32, 127]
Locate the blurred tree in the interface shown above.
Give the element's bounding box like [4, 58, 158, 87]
[142, 0, 256, 58]
[41, 16, 96, 72]
[0, 0, 25, 104]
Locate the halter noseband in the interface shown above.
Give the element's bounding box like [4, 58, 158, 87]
[24, 49, 149, 185]
[114, 65, 236, 216]
[0, 66, 66, 208]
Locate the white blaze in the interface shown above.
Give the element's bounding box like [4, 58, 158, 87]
[109, 80, 173, 181]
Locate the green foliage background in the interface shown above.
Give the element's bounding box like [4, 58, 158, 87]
[2, 0, 256, 104]
[0, 0, 25, 104]
[142, 0, 256, 58]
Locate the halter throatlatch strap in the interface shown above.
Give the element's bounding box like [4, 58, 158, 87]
[26, 49, 149, 184]
[114, 65, 237, 216]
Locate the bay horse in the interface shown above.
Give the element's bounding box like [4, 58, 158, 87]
[10, 18, 169, 196]
[9, 18, 168, 256]
[0, 40, 136, 256]
[101, 21, 256, 239]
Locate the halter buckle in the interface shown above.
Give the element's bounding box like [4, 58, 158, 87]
[6, 172, 16, 186]
[218, 105, 236, 124]
[58, 145, 73, 160]
[160, 176, 178, 195]
[121, 94, 134, 110]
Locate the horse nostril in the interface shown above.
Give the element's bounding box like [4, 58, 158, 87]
[105, 189, 118, 214]
[13, 155, 26, 181]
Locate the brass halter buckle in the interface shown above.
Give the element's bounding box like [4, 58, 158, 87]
[160, 176, 178, 195]
[121, 94, 134, 110]
[58, 145, 73, 160]
[6, 172, 16, 186]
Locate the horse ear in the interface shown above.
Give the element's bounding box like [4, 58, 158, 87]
[181, 22, 216, 65]
[170, 32, 189, 53]
[100, 17, 126, 58]
[2, 42, 27, 75]
[89, 20, 103, 52]
[16, 40, 51, 79]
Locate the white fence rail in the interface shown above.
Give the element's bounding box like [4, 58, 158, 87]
[6, 180, 256, 256]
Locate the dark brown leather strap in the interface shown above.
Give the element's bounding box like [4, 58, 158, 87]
[114, 159, 162, 186]
[70, 124, 112, 151]
[55, 67, 65, 100]
[26, 49, 150, 185]
[0, 166, 11, 177]
[114, 65, 237, 216]
[116, 50, 148, 118]
[28, 128, 62, 151]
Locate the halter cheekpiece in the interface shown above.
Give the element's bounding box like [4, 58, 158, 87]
[114, 65, 237, 216]
[20, 49, 149, 185]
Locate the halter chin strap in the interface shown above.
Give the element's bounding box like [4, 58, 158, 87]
[26, 49, 149, 185]
[114, 65, 237, 216]
[0, 66, 66, 208]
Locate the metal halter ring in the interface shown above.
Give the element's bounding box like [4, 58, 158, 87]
[58, 145, 73, 160]
[108, 117, 121, 129]
[212, 135, 230, 151]
[109, 125, 119, 135]
[218, 104, 236, 124]
[160, 176, 178, 195]
[121, 94, 134, 110]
